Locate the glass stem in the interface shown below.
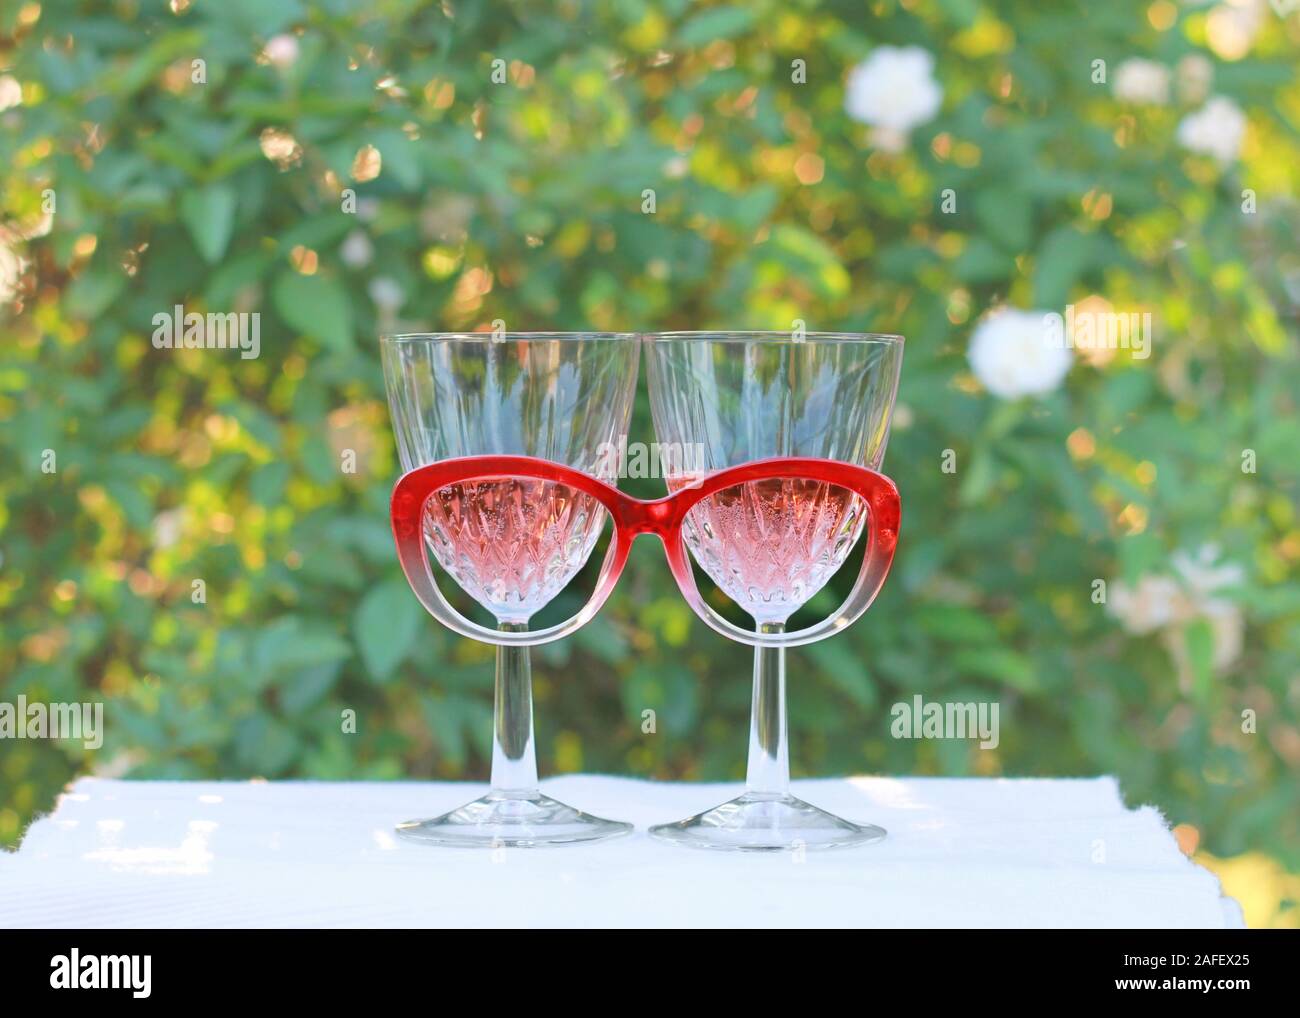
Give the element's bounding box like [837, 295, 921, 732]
[745, 622, 789, 798]
[489, 622, 538, 796]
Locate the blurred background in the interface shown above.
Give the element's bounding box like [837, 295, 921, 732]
[1, 0, 1297, 925]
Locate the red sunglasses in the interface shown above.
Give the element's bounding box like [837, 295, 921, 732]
[391, 455, 900, 649]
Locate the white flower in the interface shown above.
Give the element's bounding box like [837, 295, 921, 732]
[1171, 543, 1244, 599]
[151, 509, 185, 550]
[1177, 96, 1247, 165]
[1201, 599, 1245, 670]
[967, 309, 1072, 399]
[1176, 54, 1214, 105]
[1109, 544, 1246, 675]
[1205, 1, 1265, 61]
[1109, 575, 1187, 634]
[664, 156, 690, 179]
[340, 230, 373, 268]
[263, 34, 299, 69]
[845, 46, 943, 137]
[1113, 59, 1170, 105]
[0, 241, 25, 304]
[0, 75, 21, 111]
[368, 277, 404, 312]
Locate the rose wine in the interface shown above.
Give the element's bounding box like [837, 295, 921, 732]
[669, 475, 866, 623]
[423, 478, 605, 622]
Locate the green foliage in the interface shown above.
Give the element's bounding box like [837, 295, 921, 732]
[1, 0, 1298, 889]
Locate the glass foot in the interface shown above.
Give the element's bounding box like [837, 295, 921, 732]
[648, 791, 886, 852]
[396, 790, 632, 848]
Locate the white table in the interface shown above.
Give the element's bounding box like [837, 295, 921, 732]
[1, 775, 1243, 928]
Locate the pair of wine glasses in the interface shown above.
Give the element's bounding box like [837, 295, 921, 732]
[381, 331, 904, 852]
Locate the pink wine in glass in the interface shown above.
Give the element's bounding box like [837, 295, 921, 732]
[423, 478, 606, 623]
[667, 474, 866, 623]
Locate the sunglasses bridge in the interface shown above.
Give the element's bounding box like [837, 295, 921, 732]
[613, 492, 684, 537]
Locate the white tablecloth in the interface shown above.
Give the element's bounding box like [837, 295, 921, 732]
[1, 775, 1243, 928]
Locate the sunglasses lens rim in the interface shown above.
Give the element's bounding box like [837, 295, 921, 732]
[391, 458, 631, 647]
[391, 455, 899, 648]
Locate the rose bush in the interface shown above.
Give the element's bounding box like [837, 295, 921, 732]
[1, 0, 1298, 922]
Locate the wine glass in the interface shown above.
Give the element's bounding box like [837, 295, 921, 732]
[645, 331, 904, 851]
[381, 332, 639, 847]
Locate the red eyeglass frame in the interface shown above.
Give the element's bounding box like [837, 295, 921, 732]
[391, 455, 900, 649]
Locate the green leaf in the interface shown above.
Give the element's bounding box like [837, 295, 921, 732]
[234, 714, 299, 775]
[65, 269, 125, 318]
[252, 617, 351, 684]
[279, 662, 342, 713]
[953, 236, 1014, 283]
[374, 129, 422, 189]
[677, 7, 755, 46]
[1033, 226, 1095, 307]
[421, 695, 468, 769]
[224, 400, 283, 452]
[958, 447, 997, 504]
[764, 225, 850, 299]
[951, 648, 1037, 692]
[355, 580, 422, 682]
[272, 271, 354, 351]
[573, 616, 629, 664]
[975, 188, 1032, 253]
[916, 603, 999, 644]
[936, 0, 980, 26]
[621, 663, 698, 733]
[103, 478, 154, 530]
[249, 461, 290, 506]
[733, 184, 779, 231]
[806, 639, 876, 709]
[180, 184, 238, 264]
[209, 0, 306, 35]
[205, 251, 272, 307]
[1185, 620, 1214, 706]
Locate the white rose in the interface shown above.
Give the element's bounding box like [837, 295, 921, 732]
[1201, 598, 1244, 670]
[967, 309, 1072, 399]
[1171, 543, 1244, 599]
[1109, 575, 1188, 634]
[1205, 1, 1265, 61]
[0, 75, 21, 111]
[340, 230, 373, 268]
[844, 46, 943, 136]
[1110, 545, 1246, 674]
[0, 241, 25, 304]
[1113, 59, 1170, 105]
[151, 509, 185, 550]
[1177, 96, 1247, 165]
[664, 156, 689, 179]
[263, 34, 299, 69]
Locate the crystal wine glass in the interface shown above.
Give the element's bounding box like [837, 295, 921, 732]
[381, 332, 640, 847]
[645, 331, 904, 851]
